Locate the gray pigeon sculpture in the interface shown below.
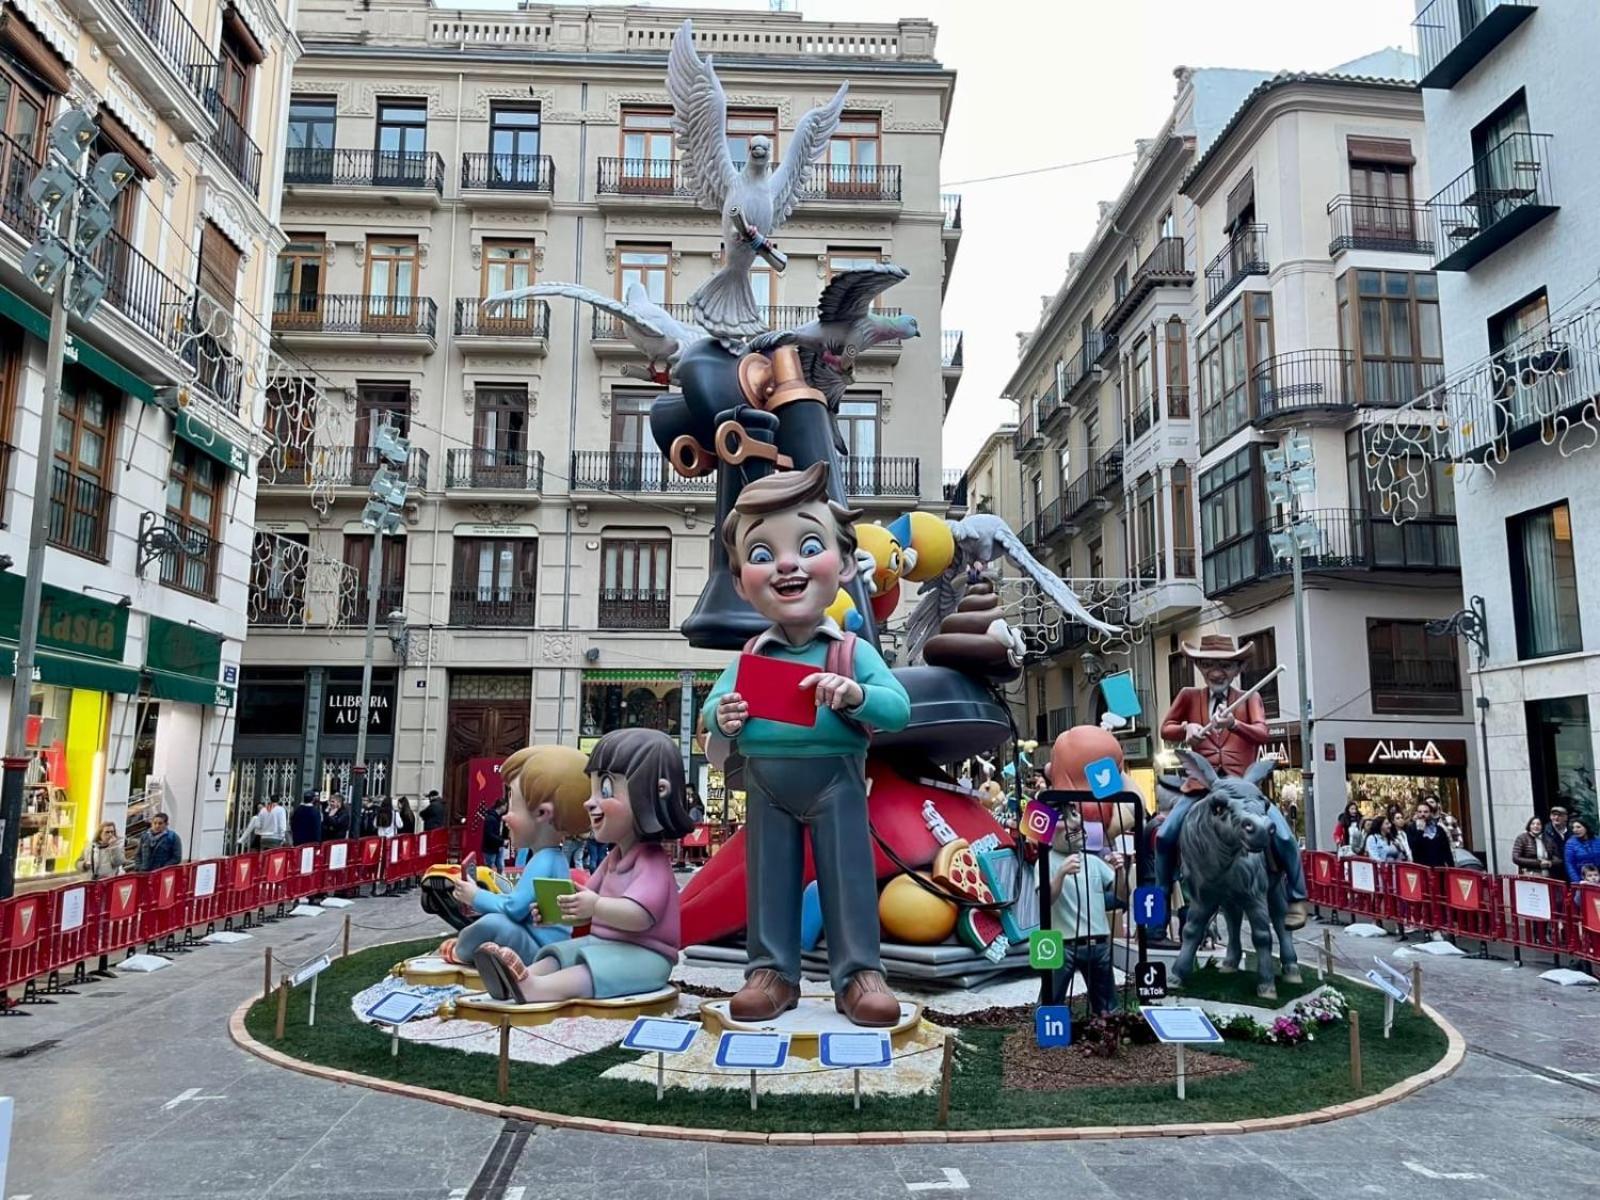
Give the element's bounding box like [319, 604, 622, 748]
[667, 18, 847, 341]
[483, 281, 708, 384]
[903, 514, 1120, 665]
[750, 263, 920, 408]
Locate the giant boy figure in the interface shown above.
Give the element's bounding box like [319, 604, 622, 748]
[703, 461, 911, 1026]
[1157, 634, 1308, 929]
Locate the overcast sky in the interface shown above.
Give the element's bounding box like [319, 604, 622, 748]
[562, 0, 1419, 469]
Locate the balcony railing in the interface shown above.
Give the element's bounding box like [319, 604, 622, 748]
[1173, 545, 1197, 578]
[941, 468, 968, 507]
[156, 512, 219, 599]
[1062, 331, 1115, 399]
[941, 193, 963, 231]
[1371, 658, 1465, 715]
[1102, 237, 1193, 333]
[1251, 350, 1356, 425]
[1414, 0, 1537, 89]
[596, 157, 695, 198]
[460, 152, 555, 193]
[456, 297, 549, 339]
[314, 445, 430, 490]
[1205, 223, 1268, 313]
[1204, 508, 1460, 597]
[445, 447, 544, 491]
[794, 162, 902, 203]
[1135, 550, 1164, 585]
[272, 293, 438, 339]
[570, 450, 716, 494]
[598, 589, 671, 630]
[1327, 195, 1434, 257]
[1129, 394, 1157, 442]
[1429, 131, 1557, 272]
[352, 583, 407, 620]
[841, 456, 921, 498]
[1037, 380, 1063, 430]
[1039, 496, 1066, 541]
[48, 466, 110, 561]
[942, 329, 964, 369]
[449, 587, 537, 627]
[596, 157, 902, 203]
[116, 0, 218, 107]
[206, 97, 262, 194]
[283, 147, 446, 194]
[1011, 408, 1039, 456]
[1063, 445, 1123, 522]
[592, 304, 823, 340]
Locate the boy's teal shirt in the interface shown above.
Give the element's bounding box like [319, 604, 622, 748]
[701, 618, 910, 757]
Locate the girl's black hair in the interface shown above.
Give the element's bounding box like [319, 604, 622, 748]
[586, 727, 694, 841]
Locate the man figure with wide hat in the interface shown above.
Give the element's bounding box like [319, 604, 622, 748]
[1156, 634, 1308, 929]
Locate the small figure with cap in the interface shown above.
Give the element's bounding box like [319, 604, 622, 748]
[1157, 635, 1308, 929]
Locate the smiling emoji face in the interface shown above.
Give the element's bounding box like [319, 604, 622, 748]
[731, 498, 856, 624]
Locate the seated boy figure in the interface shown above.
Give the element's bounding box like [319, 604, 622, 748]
[473, 728, 695, 1003]
[703, 462, 911, 1027]
[444, 745, 590, 968]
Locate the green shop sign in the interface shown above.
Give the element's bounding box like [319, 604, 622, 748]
[0, 573, 139, 693]
[145, 616, 234, 707]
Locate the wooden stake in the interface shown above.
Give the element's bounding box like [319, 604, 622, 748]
[1322, 928, 1333, 978]
[1349, 1008, 1363, 1090]
[497, 1021, 510, 1101]
[342, 913, 352, 959]
[1411, 961, 1423, 1012]
[936, 1034, 955, 1128]
[263, 947, 273, 1002]
[273, 979, 288, 1041]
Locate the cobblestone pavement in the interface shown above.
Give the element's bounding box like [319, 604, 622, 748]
[3, 901, 1598, 1200]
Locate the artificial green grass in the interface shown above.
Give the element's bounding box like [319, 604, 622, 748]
[244, 938, 1449, 1132]
[1173, 959, 1327, 1006]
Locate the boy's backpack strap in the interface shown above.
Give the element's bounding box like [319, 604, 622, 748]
[742, 634, 761, 655]
[825, 631, 856, 680]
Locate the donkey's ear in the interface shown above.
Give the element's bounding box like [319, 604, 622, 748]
[1243, 757, 1277, 789]
[1179, 748, 1219, 790]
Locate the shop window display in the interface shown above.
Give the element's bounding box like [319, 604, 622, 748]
[16, 682, 109, 879]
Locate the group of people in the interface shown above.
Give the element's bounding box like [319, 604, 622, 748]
[74, 812, 183, 879]
[1332, 798, 1463, 869]
[1512, 805, 1600, 883]
[237, 789, 449, 852]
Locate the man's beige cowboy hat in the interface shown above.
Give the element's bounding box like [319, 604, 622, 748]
[1180, 633, 1254, 661]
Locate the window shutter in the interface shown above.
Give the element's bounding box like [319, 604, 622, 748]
[1346, 136, 1414, 165]
[95, 106, 158, 180]
[0, 8, 69, 93]
[1225, 170, 1254, 230]
[199, 220, 241, 305]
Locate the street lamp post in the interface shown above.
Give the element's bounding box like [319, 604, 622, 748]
[0, 111, 132, 899]
[1427, 597, 1494, 871]
[1265, 434, 1320, 851]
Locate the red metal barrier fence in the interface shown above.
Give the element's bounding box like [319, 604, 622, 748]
[0, 835, 442, 1005]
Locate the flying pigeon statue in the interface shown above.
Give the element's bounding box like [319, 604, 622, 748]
[667, 18, 848, 341]
[750, 263, 919, 448]
[903, 514, 1121, 665]
[483, 281, 708, 384]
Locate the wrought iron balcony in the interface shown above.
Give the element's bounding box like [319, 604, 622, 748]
[1251, 350, 1357, 426]
[1414, 0, 1537, 89]
[598, 589, 671, 630]
[1135, 550, 1165, 586]
[794, 162, 902, 204]
[445, 447, 544, 491]
[839, 456, 921, 498]
[596, 157, 695, 199]
[1063, 445, 1123, 523]
[1062, 331, 1116, 400]
[283, 147, 446, 194]
[271, 293, 438, 340]
[1327, 195, 1434, 257]
[592, 304, 822, 341]
[206, 96, 262, 194]
[115, 0, 218, 107]
[1203, 508, 1460, 598]
[313, 444, 430, 490]
[1012, 408, 1042, 456]
[1037, 379, 1064, 433]
[460, 152, 555, 193]
[456, 297, 549, 339]
[570, 450, 715, 494]
[351, 583, 407, 620]
[48, 466, 110, 561]
[942, 329, 964, 369]
[1205, 223, 1268, 313]
[155, 512, 218, 600]
[1102, 237, 1193, 334]
[942, 468, 968, 508]
[449, 587, 537, 627]
[1038, 495, 1067, 542]
[1429, 131, 1557, 272]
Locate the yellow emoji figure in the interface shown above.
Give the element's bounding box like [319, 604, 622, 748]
[853, 522, 906, 597]
[887, 512, 955, 583]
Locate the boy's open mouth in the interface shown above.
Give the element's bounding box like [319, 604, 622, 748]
[772, 575, 808, 598]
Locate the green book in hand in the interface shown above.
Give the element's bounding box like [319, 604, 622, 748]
[533, 876, 578, 924]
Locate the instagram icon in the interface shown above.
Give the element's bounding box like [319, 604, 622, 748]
[1021, 800, 1058, 844]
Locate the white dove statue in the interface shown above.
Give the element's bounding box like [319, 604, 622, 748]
[483, 281, 708, 384]
[903, 514, 1121, 665]
[667, 18, 847, 341]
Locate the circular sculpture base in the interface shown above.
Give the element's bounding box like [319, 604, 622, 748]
[441, 986, 679, 1028]
[392, 955, 482, 990]
[698, 996, 923, 1059]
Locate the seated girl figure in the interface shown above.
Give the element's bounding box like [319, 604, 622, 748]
[438, 745, 591, 967]
[474, 727, 695, 1003]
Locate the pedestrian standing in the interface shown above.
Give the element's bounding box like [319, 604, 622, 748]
[1362, 816, 1404, 862]
[1513, 816, 1556, 876]
[397, 796, 418, 835]
[1543, 806, 1574, 879]
[1564, 816, 1600, 884]
[291, 790, 323, 845]
[136, 813, 183, 872]
[77, 821, 126, 879]
[481, 797, 508, 871]
[1404, 800, 1453, 869]
[420, 790, 447, 832]
[322, 795, 350, 841]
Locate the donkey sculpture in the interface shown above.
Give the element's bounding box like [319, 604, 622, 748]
[1168, 749, 1301, 1000]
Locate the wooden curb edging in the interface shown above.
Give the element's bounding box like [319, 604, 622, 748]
[227, 976, 1467, 1145]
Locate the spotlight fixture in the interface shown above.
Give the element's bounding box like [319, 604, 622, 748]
[47, 109, 98, 161]
[20, 237, 69, 294]
[88, 152, 134, 204]
[69, 265, 108, 321]
[26, 160, 76, 219]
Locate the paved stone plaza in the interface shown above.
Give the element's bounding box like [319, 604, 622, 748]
[4, 895, 1599, 1200]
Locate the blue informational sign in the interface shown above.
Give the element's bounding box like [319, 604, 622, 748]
[365, 989, 433, 1025]
[1132, 886, 1168, 929]
[819, 1031, 893, 1070]
[714, 1032, 790, 1071]
[621, 1017, 700, 1055]
[1140, 1006, 1223, 1044]
[1035, 1005, 1073, 1048]
[1085, 756, 1122, 799]
[1099, 671, 1143, 718]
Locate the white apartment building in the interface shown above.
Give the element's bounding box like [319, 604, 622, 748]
[1389, 0, 1598, 870]
[0, 0, 295, 885]
[1006, 55, 1475, 842]
[239, 1, 961, 833]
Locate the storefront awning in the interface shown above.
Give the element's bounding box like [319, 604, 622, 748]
[174, 405, 250, 476]
[582, 669, 721, 685]
[0, 643, 141, 694]
[0, 284, 155, 403]
[145, 616, 234, 706]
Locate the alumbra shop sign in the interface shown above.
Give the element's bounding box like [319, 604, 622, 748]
[1345, 737, 1467, 769]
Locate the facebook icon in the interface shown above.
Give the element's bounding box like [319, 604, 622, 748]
[1132, 886, 1167, 930]
[1034, 1005, 1072, 1049]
